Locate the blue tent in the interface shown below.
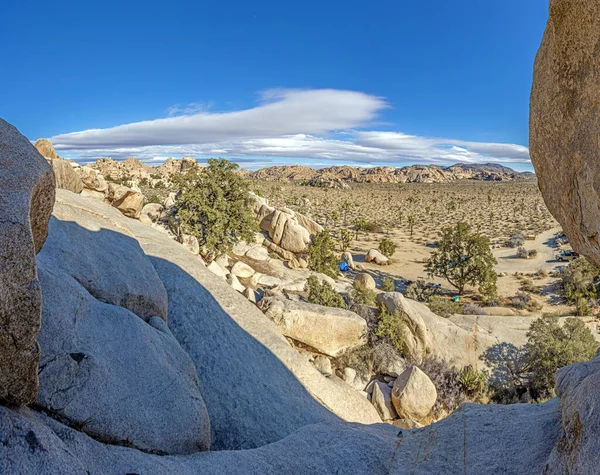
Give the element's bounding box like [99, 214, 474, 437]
[339, 260, 349, 272]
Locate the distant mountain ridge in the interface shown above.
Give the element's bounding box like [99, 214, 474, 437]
[243, 163, 535, 185]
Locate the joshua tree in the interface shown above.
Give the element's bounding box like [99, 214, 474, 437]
[407, 215, 416, 238]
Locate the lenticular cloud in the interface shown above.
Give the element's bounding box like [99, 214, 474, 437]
[49, 88, 530, 167]
[51, 89, 387, 149]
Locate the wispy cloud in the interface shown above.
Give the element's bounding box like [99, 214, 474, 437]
[49, 88, 531, 169]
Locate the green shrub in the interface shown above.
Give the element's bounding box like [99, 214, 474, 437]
[516, 247, 529, 259]
[575, 298, 592, 317]
[308, 230, 339, 279]
[380, 277, 396, 292]
[375, 303, 406, 353]
[428, 296, 461, 318]
[378, 238, 396, 258]
[173, 158, 257, 255]
[458, 365, 488, 398]
[519, 278, 537, 293]
[349, 281, 377, 306]
[560, 257, 600, 304]
[305, 275, 345, 308]
[405, 279, 440, 302]
[525, 315, 598, 399]
[146, 192, 162, 204]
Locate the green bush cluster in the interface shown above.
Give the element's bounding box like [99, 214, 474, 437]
[428, 296, 461, 318]
[378, 238, 396, 258]
[305, 275, 346, 308]
[375, 303, 406, 353]
[308, 230, 339, 279]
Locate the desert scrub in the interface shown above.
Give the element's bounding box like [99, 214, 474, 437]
[349, 281, 377, 306]
[525, 314, 598, 399]
[462, 302, 486, 315]
[511, 291, 542, 311]
[380, 277, 396, 292]
[506, 233, 525, 248]
[519, 278, 537, 293]
[305, 275, 345, 308]
[336, 342, 401, 378]
[560, 257, 600, 304]
[378, 238, 396, 258]
[428, 296, 461, 318]
[375, 303, 407, 353]
[405, 279, 441, 302]
[308, 230, 339, 279]
[419, 358, 488, 417]
[516, 247, 529, 259]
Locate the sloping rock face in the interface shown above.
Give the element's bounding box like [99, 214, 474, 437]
[38, 191, 168, 322]
[127, 216, 380, 450]
[35, 191, 209, 454]
[0, 398, 562, 474]
[530, 0, 600, 269]
[0, 119, 55, 405]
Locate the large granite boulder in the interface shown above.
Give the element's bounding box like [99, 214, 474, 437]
[391, 366, 437, 422]
[263, 297, 368, 357]
[0, 119, 55, 405]
[106, 183, 145, 219]
[38, 191, 168, 322]
[48, 158, 83, 193]
[36, 266, 210, 454]
[530, 0, 600, 268]
[33, 138, 58, 159]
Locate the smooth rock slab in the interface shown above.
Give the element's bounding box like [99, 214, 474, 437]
[263, 297, 368, 357]
[38, 191, 168, 322]
[0, 118, 55, 405]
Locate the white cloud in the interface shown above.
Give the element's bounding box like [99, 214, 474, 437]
[49, 88, 531, 169]
[51, 89, 387, 149]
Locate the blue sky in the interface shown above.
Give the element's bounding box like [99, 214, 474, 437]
[0, 0, 548, 170]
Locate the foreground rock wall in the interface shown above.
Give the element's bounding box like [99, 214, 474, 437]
[0, 119, 55, 405]
[530, 0, 600, 269]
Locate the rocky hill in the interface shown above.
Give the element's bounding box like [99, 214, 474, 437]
[245, 163, 535, 185]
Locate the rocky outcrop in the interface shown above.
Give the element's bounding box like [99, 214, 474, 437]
[47, 158, 83, 193]
[249, 193, 322, 255]
[530, 0, 600, 268]
[247, 163, 534, 185]
[355, 272, 376, 290]
[34, 138, 58, 159]
[263, 297, 368, 357]
[0, 119, 55, 405]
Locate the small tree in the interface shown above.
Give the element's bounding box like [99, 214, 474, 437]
[525, 315, 598, 399]
[173, 158, 257, 255]
[339, 228, 352, 252]
[349, 281, 377, 306]
[407, 215, 415, 238]
[306, 275, 345, 308]
[426, 222, 497, 295]
[308, 230, 339, 279]
[378, 238, 396, 258]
